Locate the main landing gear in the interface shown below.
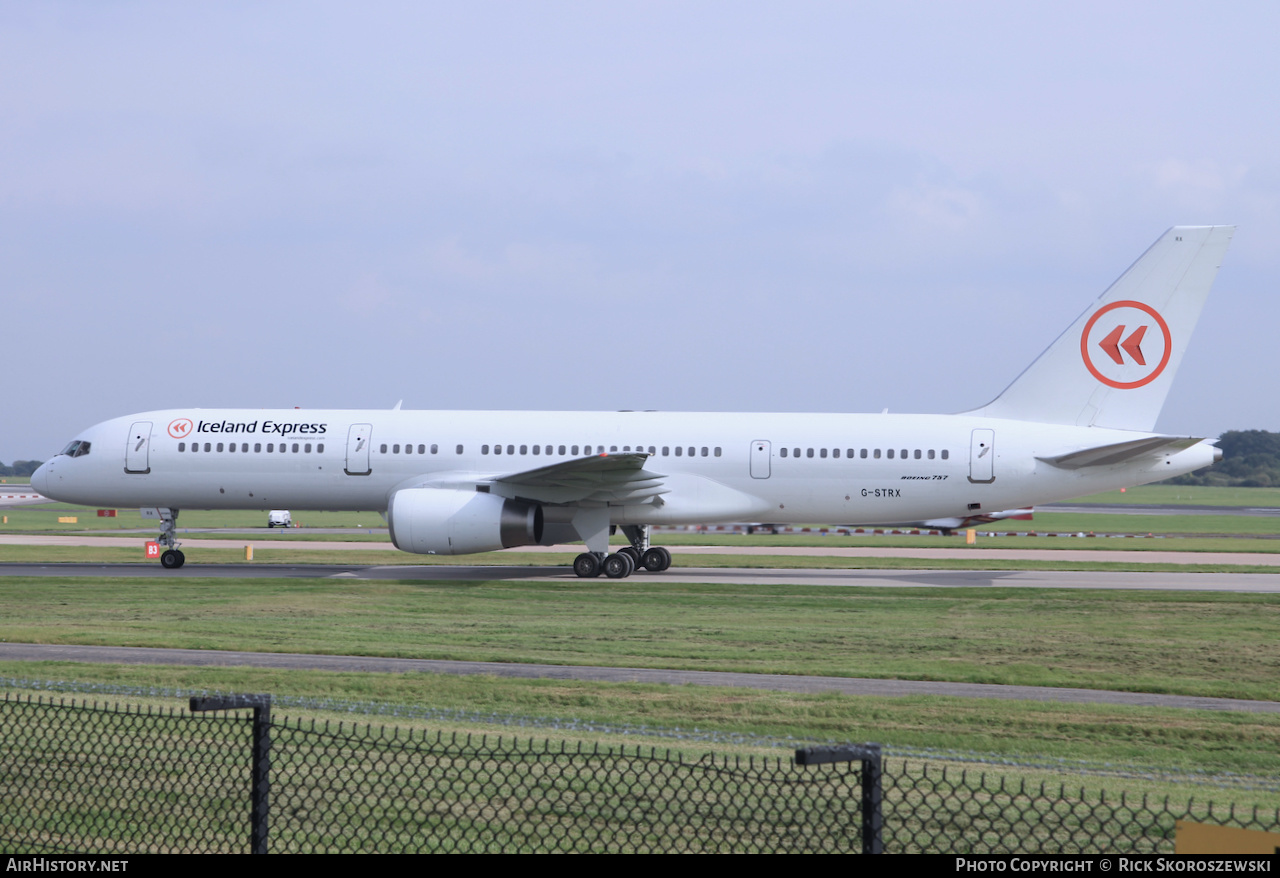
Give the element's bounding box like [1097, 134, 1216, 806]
[156, 508, 186, 569]
[573, 525, 672, 579]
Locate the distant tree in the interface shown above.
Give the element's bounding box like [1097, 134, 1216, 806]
[1166, 430, 1280, 487]
[0, 460, 43, 478]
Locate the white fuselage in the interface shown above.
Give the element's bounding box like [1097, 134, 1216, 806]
[32, 408, 1217, 529]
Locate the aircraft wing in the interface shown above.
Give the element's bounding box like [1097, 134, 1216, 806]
[1036, 436, 1204, 469]
[489, 452, 669, 504]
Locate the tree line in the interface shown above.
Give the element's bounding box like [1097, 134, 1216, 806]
[1167, 430, 1280, 487]
[0, 460, 43, 477]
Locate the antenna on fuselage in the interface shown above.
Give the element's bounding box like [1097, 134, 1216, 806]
[392, 400, 403, 411]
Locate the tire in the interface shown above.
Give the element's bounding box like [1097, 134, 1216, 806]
[573, 553, 601, 578]
[641, 547, 667, 572]
[619, 546, 641, 566]
[603, 552, 634, 579]
[174, 550, 186, 568]
[160, 550, 181, 569]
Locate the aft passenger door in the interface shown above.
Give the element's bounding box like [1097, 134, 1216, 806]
[969, 429, 995, 483]
[750, 440, 771, 479]
[345, 423, 373, 475]
[124, 421, 152, 474]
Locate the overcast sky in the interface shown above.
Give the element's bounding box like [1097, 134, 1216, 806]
[3, 1, 1278, 460]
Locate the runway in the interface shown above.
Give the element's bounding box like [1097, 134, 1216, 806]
[3, 561, 1280, 591]
[2, 642, 1276, 714]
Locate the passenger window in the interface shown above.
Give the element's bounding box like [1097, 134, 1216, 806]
[417, 445, 424, 454]
[662, 447, 669, 456]
[820, 448, 828, 458]
[887, 449, 894, 459]
[520, 445, 528, 455]
[559, 445, 566, 455]
[533, 445, 540, 455]
[291, 443, 299, 453]
[914, 449, 921, 459]
[874, 449, 881, 459]
[701, 447, 708, 457]
[456, 445, 463, 454]
[482, 445, 489, 455]
[279, 444, 286, 453]
[317, 444, 324, 453]
[941, 449, 950, 460]
[611, 446, 618, 452]
[675, 447, 682, 457]
[304, 443, 312, 453]
[860, 448, 867, 459]
[781, 447, 788, 458]
[714, 447, 720, 457]
[217, 443, 224, 452]
[405, 444, 413, 454]
[393, 444, 400, 454]
[832, 448, 840, 458]
[379, 444, 387, 453]
[928, 449, 935, 459]
[178, 443, 185, 452]
[431, 444, 439, 454]
[228, 443, 236, 453]
[687, 447, 694, 457]
[793, 448, 800, 458]
[507, 445, 514, 455]
[650, 446, 657, 455]
[255, 443, 262, 453]
[571, 445, 579, 455]
[806, 448, 814, 458]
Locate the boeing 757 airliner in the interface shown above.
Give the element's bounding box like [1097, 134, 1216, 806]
[32, 226, 1234, 576]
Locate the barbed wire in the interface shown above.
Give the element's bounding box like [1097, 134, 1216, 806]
[4, 676, 1276, 793]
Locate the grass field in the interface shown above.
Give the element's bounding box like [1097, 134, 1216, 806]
[3, 576, 1277, 701]
[4, 483, 1280, 816]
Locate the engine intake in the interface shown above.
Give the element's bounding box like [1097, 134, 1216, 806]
[387, 488, 543, 555]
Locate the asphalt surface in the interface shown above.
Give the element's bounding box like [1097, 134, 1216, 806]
[4, 561, 1280, 591]
[2, 642, 1276, 714]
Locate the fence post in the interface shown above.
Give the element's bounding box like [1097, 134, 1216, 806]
[794, 744, 883, 854]
[191, 694, 272, 854]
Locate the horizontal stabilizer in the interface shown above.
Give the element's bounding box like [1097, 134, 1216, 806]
[1036, 436, 1202, 469]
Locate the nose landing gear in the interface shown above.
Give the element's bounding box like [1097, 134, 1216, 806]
[150, 507, 185, 569]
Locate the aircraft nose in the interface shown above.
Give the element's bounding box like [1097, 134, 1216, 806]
[30, 461, 50, 495]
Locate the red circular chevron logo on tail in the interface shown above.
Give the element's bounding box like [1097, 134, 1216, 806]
[1080, 300, 1172, 389]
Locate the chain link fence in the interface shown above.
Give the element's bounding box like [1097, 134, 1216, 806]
[2, 693, 1277, 853]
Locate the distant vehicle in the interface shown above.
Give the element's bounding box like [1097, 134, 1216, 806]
[267, 510, 291, 529]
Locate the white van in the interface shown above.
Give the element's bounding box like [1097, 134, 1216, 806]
[267, 510, 292, 528]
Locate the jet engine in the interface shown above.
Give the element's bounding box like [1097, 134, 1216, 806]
[387, 488, 543, 555]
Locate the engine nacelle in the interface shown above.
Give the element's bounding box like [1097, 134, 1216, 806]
[387, 488, 543, 555]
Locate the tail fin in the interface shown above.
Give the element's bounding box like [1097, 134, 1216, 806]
[975, 225, 1234, 432]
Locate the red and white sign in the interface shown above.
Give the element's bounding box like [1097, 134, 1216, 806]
[167, 418, 193, 439]
[1079, 300, 1171, 390]
[145, 541, 160, 559]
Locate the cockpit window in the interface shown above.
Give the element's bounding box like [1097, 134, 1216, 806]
[59, 440, 91, 458]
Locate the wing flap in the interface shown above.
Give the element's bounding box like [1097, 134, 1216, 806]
[491, 452, 668, 504]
